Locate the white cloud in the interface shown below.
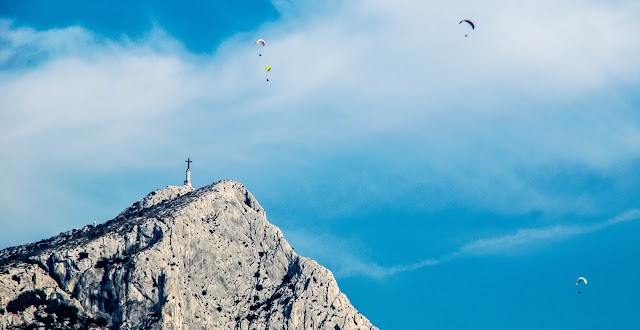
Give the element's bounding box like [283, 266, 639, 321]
[0, 0, 639, 246]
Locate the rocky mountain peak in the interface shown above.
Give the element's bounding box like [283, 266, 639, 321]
[0, 180, 376, 329]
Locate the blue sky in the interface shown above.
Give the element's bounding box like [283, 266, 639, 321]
[1, 0, 640, 328]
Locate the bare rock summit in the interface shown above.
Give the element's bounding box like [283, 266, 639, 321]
[0, 180, 377, 329]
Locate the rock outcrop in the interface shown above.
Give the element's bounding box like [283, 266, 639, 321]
[0, 180, 376, 330]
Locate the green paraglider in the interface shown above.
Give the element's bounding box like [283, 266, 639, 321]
[265, 65, 271, 81]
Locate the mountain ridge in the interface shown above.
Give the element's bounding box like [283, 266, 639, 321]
[0, 180, 377, 329]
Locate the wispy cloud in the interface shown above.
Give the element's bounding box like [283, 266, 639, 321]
[300, 209, 640, 279]
[457, 209, 640, 257]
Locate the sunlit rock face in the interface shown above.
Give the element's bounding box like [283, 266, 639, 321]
[0, 180, 377, 329]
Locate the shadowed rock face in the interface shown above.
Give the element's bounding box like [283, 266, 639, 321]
[0, 180, 377, 330]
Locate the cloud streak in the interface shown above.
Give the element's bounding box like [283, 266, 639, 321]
[310, 209, 640, 278]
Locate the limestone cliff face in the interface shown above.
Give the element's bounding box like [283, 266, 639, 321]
[0, 180, 377, 330]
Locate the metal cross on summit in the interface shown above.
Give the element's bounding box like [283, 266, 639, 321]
[184, 158, 192, 187]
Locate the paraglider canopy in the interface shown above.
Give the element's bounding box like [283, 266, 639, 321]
[265, 65, 271, 81]
[459, 19, 475, 37]
[576, 276, 587, 294]
[459, 19, 475, 29]
[256, 39, 266, 56]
